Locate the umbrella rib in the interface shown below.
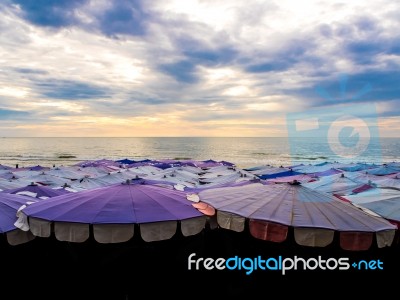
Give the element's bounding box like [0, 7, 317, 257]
[135, 186, 181, 220]
[127, 185, 138, 223]
[255, 186, 293, 224]
[295, 189, 390, 231]
[226, 185, 292, 223]
[324, 200, 374, 231]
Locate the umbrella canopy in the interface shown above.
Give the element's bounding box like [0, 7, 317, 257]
[0, 193, 37, 245]
[0, 170, 19, 180]
[302, 173, 365, 196]
[2, 183, 70, 199]
[195, 182, 397, 250]
[20, 179, 207, 243]
[23, 172, 70, 187]
[46, 167, 85, 180]
[366, 166, 400, 176]
[343, 188, 400, 224]
[0, 164, 11, 170]
[69, 176, 112, 191]
[115, 158, 136, 165]
[266, 174, 314, 184]
[0, 178, 24, 191]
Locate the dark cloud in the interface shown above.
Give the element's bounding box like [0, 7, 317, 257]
[158, 60, 198, 84]
[354, 16, 378, 32]
[155, 36, 238, 83]
[246, 61, 290, 73]
[345, 72, 400, 117]
[245, 38, 313, 73]
[13, 67, 48, 75]
[323, 16, 400, 65]
[35, 79, 111, 100]
[345, 40, 386, 65]
[11, 0, 149, 37]
[345, 36, 400, 64]
[318, 24, 333, 38]
[283, 72, 400, 117]
[183, 47, 237, 64]
[97, 0, 148, 37]
[11, 0, 86, 28]
[177, 36, 238, 65]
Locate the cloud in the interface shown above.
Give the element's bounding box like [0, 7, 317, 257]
[159, 60, 198, 83]
[0, 0, 399, 137]
[11, 0, 86, 28]
[35, 79, 111, 100]
[96, 0, 148, 37]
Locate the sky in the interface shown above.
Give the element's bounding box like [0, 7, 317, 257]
[0, 0, 399, 137]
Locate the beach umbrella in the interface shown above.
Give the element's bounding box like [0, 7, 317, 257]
[0, 164, 11, 170]
[1, 183, 70, 199]
[302, 173, 366, 196]
[266, 174, 314, 184]
[0, 170, 19, 180]
[0, 193, 37, 245]
[196, 160, 224, 168]
[28, 165, 50, 172]
[11, 170, 41, 178]
[246, 166, 290, 176]
[175, 178, 266, 193]
[342, 188, 400, 225]
[69, 175, 115, 191]
[115, 158, 136, 165]
[76, 159, 119, 168]
[20, 179, 207, 244]
[74, 166, 111, 178]
[146, 168, 200, 188]
[23, 172, 70, 187]
[0, 178, 24, 191]
[344, 171, 400, 189]
[46, 167, 85, 180]
[194, 182, 397, 250]
[365, 165, 400, 176]
[337, 163, 378, 172]
[386, 172, 400, 179]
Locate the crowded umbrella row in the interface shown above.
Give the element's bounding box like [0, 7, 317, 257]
[0, 159, 399, 251]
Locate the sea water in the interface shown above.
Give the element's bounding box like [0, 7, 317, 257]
[0, 137, 399, 168]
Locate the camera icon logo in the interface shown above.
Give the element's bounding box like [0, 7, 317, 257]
[286, 75, 381, 165]
[327, 114, 370, 159]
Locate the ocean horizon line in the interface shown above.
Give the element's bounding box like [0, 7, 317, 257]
[0, 136, 287, 138]
[1, 136, 399, 138]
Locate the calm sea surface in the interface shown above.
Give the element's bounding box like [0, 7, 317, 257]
[0, 137, 399, 169]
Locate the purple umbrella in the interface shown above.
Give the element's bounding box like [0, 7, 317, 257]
[0, 164, 12, 170]
[28, 165, 50, 172]
[0, 193, 37, 245]
[21, 180, 207, 243]
[115, 158, 136, 165]
[2, 183, 71, 199]
[196, 182, 397, 251]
